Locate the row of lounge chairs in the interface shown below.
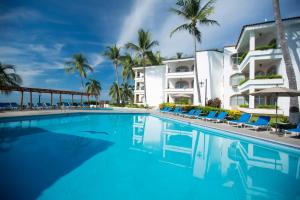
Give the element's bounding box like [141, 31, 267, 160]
[160, 107, 300, 136]
[0, 102, 90, 110]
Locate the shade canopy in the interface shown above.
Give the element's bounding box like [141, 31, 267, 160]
[249, 87, 300, 97]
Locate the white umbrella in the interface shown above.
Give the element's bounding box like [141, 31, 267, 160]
[249, 87, 300, 132]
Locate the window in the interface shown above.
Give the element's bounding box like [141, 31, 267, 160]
[175, 81, 189, 89]
[176, 66, 189, 72]
[267, 65, 277, 75]
[230, 74, 245, 86]
[230, 95, 247, 106]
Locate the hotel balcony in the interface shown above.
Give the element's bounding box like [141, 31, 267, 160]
[164, 58, 195, 78]
[238, 78, 284, 93]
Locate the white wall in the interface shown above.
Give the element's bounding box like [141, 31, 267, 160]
[145, 65, 166, 107]
[196, 51, 224, 106]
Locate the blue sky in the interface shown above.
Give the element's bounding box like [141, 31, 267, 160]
[1, 0, 300, 102]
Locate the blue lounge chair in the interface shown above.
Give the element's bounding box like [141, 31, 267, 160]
[169, 107, 180, 114]
[161, 107, 170, 112]
[198, 111, 217, 120]
[10, 102, 19, 110]
[244, 116, 271, 131]
[284, 123, 300, 136]
[180, 109, 195, 117]
[209, 111, 228, 123]
[186, 109, 202, 118]
[173, 107, 183, 115]
[227, 113, 251, 127]
[0, 102, 11, 110]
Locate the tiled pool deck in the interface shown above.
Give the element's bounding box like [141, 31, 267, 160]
[1, 108, 300, 148]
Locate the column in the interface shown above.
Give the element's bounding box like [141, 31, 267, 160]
[71, 94, 74, 105]
[249, 88, 255, 109]
[249, 59, 255, 80]
[249, 31, 255, 51]
[19, 91, 23, 110]
[80, 95, 83, 108]
[50, 93, 53, 108]
[30, 90, 33, 109]
[59, 93, 62, 109]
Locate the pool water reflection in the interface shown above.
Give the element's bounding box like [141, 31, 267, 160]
[0, 113, 299, 200]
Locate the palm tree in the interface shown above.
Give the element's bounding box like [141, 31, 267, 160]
[120, 82, 134, 104]
[86, 78, 102, 106]
[170, 0, 219, 104]
[121, 53, 136, 82]
[64, 54, 93, 89]
[0, 62, 22, 94]
[103, 44, 122, 104]
[272, 0, 299, 123]
[125, 29, 159, 105]
[176, 52, 183, 59]
[109, 82, 120, 104]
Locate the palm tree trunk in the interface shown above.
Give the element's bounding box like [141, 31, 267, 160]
[142, 55, 147, 105]
[80, 76, 84, 91]
[193, 34, 201, 105]
[115, 64, 121, 104]
[273, 0, 299, 124]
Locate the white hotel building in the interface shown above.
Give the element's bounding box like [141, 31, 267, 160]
[133, 17, 300, 116]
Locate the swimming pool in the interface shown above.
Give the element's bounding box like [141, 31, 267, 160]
[0, 113, 299, 200]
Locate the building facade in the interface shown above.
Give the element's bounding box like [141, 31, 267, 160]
[133, 17, 300, 116]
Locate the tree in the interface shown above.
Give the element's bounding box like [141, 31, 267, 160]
[120, 82, 134, 104]
[0, 62, 22, 94]
[176, 52, 183, 59]
[170, 0, 219, 104]
[109, 82, 120, 104]
[126, 29, 159, 105]
[64, 54, 93, 89]
[121, 53, 136, 82]
[85, 79, 101, 106]
[272, 0, 299, 124]
[103, 44, 122, 103]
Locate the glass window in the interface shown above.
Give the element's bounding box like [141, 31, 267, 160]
[176, 66, 189, 72]
[175, 81, 189, 89]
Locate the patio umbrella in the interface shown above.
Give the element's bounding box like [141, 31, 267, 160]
[249, 87, 300, 132]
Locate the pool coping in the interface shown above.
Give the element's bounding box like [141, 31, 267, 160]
[151, 112, 300, 150]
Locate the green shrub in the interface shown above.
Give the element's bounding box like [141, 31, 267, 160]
[239, 78, 249, 85]
[238, 51, 248, 64]
[239, 104, 249, 108]
[159, 102, 176, 110]
[255, 39, 277, 51]
[255, 74, 282, 79]
[256, 104, 278, 109]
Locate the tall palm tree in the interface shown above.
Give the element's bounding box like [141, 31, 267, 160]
[103, 44, 122, 104]
[121, 53, 136, 82]
[120, 82, 134, 104]
[0, 62, 22, 94]
[109, 82, 120, 104]
[64, 54, 93, 89]
[170, 0, 219, 104]
[86, 78, 102, 106]
[126, 29, 159, 105]
[272, 0, 299, 123]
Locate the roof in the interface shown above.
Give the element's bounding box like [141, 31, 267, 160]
[236, 16, 300, 48]
[0, 86, 90, 95]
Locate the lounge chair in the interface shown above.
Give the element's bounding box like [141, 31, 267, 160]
[244, 116, 271, 131]
[188, 109, 202, 118]
[161, 107, 171, 113]
[0, 102, 11, 110]
[169, 107, 180, 114]
[197, 111, 217, 120]
[43, 103, 51, 109]
[227, 113, 251, 127]
[36, 103, 44, 110]
[180, 109, 195, 117]
[284, 123, 300, 136]
[209, 111, 228, 123]
[10, 102, 19, 110]
[173, 107, 183, 115]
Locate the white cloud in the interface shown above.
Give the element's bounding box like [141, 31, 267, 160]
[117, 0, 160, 46]
[19, 69, 44, 86]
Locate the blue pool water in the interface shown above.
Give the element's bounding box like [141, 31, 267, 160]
[0, 113, 299, 200]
